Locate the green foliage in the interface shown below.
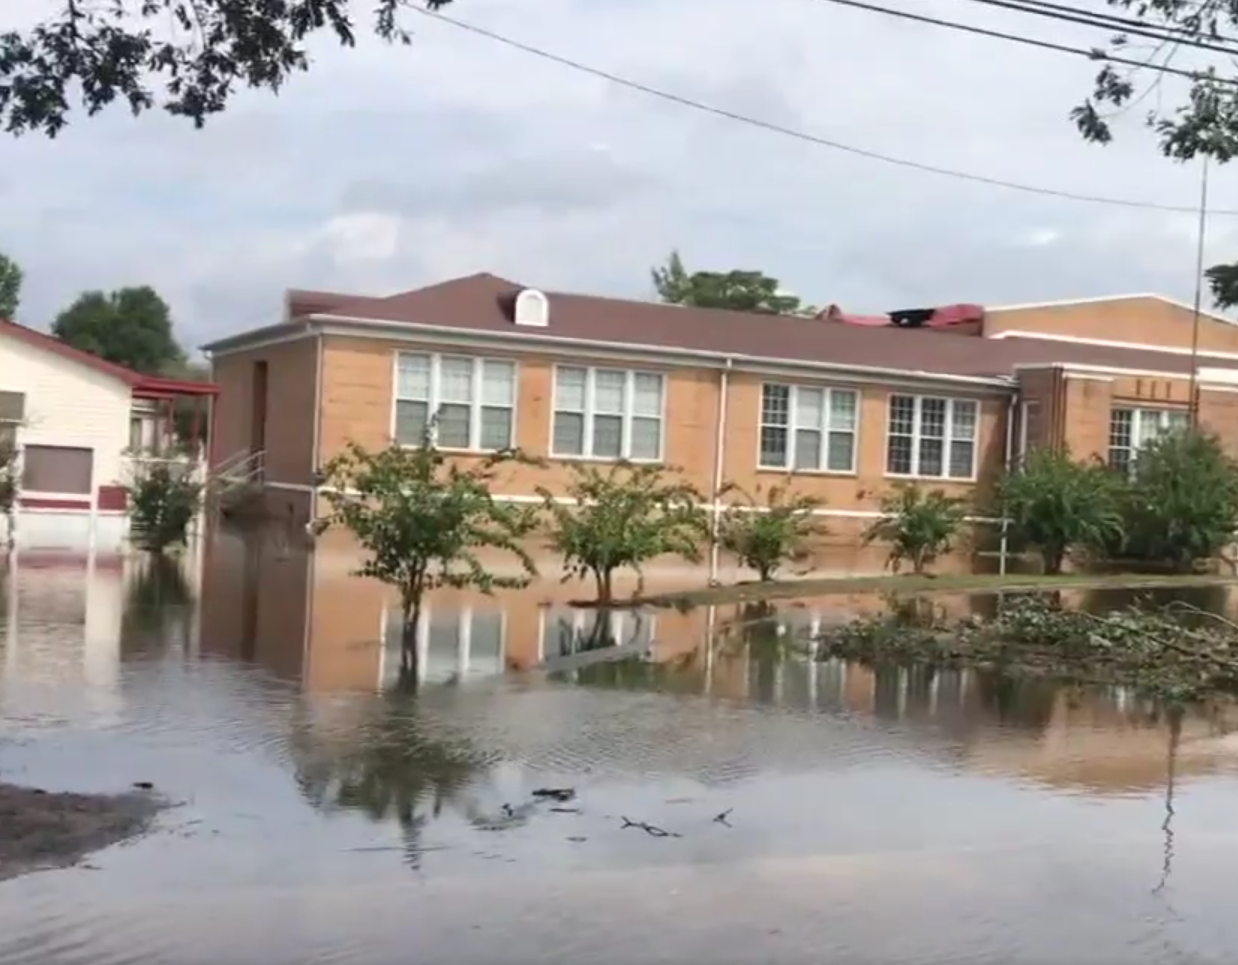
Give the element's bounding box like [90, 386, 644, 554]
[997, 447, 1125, 575]
[317, 439, 539, 683]
[1070, 8, 1238, 163]
[0, 0, 455, 136]
[1120, 429, 1238, 572]
[0, 439, 16, 515]
[127, 460, 203, 553]
[538, 462, 709, 605]
[651, 249, 813, 315]
[717, 482, 828, 581]
[0, 249, 21, 319]
[53, 286, 184, 374]
[162, 359, 213, 454]
[863, 484, 968, 576]
[1206, 262, 1238, 311]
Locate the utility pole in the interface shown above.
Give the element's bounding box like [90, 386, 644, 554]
[1189, 155, 1210, 427]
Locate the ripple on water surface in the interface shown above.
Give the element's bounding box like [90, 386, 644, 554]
[5, 563, 1238, 963]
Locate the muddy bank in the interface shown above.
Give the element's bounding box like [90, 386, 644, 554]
[0, 783, 165, 882]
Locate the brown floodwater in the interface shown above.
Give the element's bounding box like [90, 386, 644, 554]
[4, 531, 1238, 964]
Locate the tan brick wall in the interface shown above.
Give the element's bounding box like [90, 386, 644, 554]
[985, 296, 1238, 355]
[1060, 376, 1114, 462]
[318, 336, 1012, 512]
[209, 337, 318, 486]
[1198, 388, 1238, 459]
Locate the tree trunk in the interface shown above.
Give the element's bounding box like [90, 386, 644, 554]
[399, 589, 423, 691]
[594, 568, 613, 607]
[1042, 545, 1066, 576]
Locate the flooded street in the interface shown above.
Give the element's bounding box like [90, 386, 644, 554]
[4, 533, 1238, 963]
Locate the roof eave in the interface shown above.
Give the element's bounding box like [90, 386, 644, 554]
[200, 318, 313, 355]
[305, 312, 1016, 389]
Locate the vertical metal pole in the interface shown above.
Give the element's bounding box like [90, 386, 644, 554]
[1189, 156, 1210, 426]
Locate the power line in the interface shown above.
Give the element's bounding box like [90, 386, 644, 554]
[817, 0, 1238, 83]
[413, 9, 1238, 215]
[952, 0, 1238, 57]
[974, 0, 1238, 46]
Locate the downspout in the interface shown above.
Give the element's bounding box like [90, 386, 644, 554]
[308, 328, 325, 530]
[998, 390, 1018, 577]
[707, 358, 733, 586]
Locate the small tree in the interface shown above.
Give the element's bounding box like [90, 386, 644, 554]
[863, 484, 968, 576]
[317, 440, 539, 684]
[717, 482, 827, 581]
[127, 460, 203, 553]
[538, 462, 709, 605]
[1122, 429, 1238, 572]
[0, 440, 17, 549]
[997, 447, 1125, 575]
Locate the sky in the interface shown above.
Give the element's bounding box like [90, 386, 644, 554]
[3, 0, 1238, 352]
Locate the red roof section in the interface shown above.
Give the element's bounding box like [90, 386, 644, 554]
[0, 317, 218, 397]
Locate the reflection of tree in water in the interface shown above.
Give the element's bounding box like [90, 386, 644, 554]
[973, 670, 1059, 732]
[121, 553, 194, 658]
[292, 693, 492, 868]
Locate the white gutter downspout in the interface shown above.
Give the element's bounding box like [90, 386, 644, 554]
[308, 328, 325, 528]
[998, 391, 1018, 576]
[708, 359, 733, 586]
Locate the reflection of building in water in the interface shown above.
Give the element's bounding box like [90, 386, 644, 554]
[0, 549, 199, 720]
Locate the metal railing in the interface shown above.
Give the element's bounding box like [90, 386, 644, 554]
[208, 449, 265, 493]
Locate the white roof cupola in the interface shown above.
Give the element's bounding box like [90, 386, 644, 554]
[513, 288, 549, 327]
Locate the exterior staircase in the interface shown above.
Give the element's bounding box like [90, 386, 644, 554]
[206, 449, 266, 518]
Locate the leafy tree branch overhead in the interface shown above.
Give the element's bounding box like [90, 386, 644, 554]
[0, 0, 455, 136]
[1068, 2, 1238, 310]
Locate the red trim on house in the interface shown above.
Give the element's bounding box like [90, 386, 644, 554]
[11, 551, 125, 571]
[97, 485, 128, 511]
[0, 318, 219, 398]
[19, 496, 91, 510]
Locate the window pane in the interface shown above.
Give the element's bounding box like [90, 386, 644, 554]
[919, 438, 945, 476]
[556, 367, 587, 411]
[396, 354, 430, 399]
[1137, 410, 1161, 446]
[630, 417, 661, 459]
[1109, 409, 1133, 449]
[887, 435, 913, 474]
[22, 445, 93, 494]
[425, 613, 460, 684]
[436, 403, 471, 448]
[1108, 448, 1131, 475]
[1166, 410, 1190, 432]
[761, 426, 788, 467]
[593, 370, 625, 414]
[948, 440, 974, 479]
[632, 373, 662, 417]
[481, 360, 515, 405]
[795, 388, 824, 429]
[469, 611, 505, 676]
[762, 384, 790, 426]
[395, 399, 429, 445]
[592, 414, 623, 457]
[826, 431, 854, 472]
[920, 398, 946, 439]
[479, 407, 512, 450]
[553, 412, 584, 455]
[888, 395, 916, 435]
[829, 390, 857, 431]
[950, 400, 978, 441]
[794, 429, 821, 470]
[439, 357, 474, 403]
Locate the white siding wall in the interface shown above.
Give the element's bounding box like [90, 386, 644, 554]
[0, 332, 132, 494]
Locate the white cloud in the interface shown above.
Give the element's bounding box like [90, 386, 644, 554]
[4, 0, 1237, 352]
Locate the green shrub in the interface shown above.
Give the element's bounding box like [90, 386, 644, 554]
[717, 482, 827, 581]
[127, 461, 203, 553]
[997, 447, 1125, 575]
[863, 484, 968, 575]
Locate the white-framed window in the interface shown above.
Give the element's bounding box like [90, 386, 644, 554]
[1108, 407, 1189, 475]
[551, 366, 664, 461]
[758, 383, 858, 473]
[885, 394, 978, 480]
[393, 352, 517, 451]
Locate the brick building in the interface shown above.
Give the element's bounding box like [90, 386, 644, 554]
[201, 275, 1238, 575]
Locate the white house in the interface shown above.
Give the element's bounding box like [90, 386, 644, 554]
[0, 318, 217, 552]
